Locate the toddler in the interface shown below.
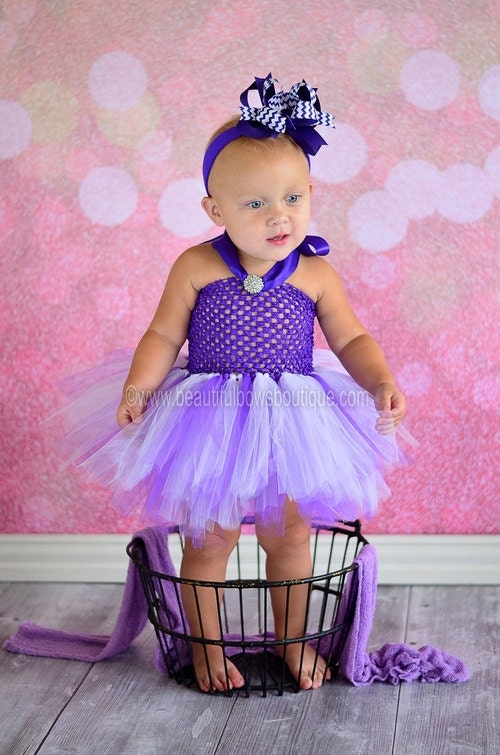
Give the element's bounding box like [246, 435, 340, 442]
[71, 74, 407, 692]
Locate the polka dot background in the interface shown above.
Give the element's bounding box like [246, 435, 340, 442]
[0, 0, 498, 535]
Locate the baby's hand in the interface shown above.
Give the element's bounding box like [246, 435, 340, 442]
[374, 383, 407, 435]
[116, 385, 147, 427]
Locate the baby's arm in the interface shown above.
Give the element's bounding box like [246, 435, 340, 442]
[116, 248, 200, 427]
[315, 260, 407, 433]
[336, 334, 406, 434]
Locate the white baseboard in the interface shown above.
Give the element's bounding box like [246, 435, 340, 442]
[0, 533, 498, 584]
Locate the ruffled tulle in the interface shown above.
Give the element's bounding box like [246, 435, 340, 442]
[53, 349, 412, 543]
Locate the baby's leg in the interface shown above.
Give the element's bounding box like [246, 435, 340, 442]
[180, 525, 245, 693]
[256, 501, 332, 690]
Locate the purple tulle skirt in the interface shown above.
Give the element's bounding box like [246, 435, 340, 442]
[55, 349, 411, 543]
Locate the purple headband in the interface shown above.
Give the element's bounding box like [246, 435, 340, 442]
[202, 73, 335, 194]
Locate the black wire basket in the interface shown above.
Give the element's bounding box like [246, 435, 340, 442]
[127, 520, 368, 697]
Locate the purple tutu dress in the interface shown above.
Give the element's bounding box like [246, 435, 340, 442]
[59, 235, 408, 543]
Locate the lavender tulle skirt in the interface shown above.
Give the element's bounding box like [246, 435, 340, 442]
[55, 349, 412, 542]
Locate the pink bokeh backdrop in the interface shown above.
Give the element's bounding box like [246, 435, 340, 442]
[1, 0, 498, 535]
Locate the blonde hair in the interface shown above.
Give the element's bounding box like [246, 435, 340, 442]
[204, 116, 309, 194]
[206, 116, 306, 159]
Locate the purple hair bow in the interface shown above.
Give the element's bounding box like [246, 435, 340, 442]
[239, 73, 335, 155]
[202, 73, 335, 193]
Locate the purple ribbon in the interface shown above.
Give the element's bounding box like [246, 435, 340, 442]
[203, 73, 335, 193]
[210, 231, 329, 293]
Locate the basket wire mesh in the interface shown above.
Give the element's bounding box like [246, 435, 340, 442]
[127, 520, 368, 697]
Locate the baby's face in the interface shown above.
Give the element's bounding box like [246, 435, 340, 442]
[204, 140, 312, 270]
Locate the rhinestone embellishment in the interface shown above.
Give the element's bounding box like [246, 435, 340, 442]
[243, 274, 265, 294]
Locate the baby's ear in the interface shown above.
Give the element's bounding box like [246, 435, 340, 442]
[201, 196, 225, 227]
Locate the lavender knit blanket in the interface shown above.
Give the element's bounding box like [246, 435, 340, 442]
[3, 526, 469, 685]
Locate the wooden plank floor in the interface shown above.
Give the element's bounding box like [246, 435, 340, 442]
[1, 582, 498, 755]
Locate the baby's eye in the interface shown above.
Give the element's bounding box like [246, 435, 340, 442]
[247, 200, 264, 209]
[287, 194, 301, 204]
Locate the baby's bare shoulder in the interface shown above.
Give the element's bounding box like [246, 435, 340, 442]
[292, 255, 341, 302]
[171, 242, 230, 291]
[174, 241, 218, 267]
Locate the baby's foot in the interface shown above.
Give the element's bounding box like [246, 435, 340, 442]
[192, 644, 245, 693]
[279, 642, 332, 690]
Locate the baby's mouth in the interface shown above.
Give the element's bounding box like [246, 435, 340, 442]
[268, 233, 290, 244]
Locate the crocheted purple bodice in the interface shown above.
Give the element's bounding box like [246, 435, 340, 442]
[187, 277, 315, 379]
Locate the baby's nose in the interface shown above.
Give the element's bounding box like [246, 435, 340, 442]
[267, 205, 287, 224]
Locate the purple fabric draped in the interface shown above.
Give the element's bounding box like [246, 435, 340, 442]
[3, 526, 189, 667]
[3, 527, 469, 686]
[338, 544, 470, 685]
